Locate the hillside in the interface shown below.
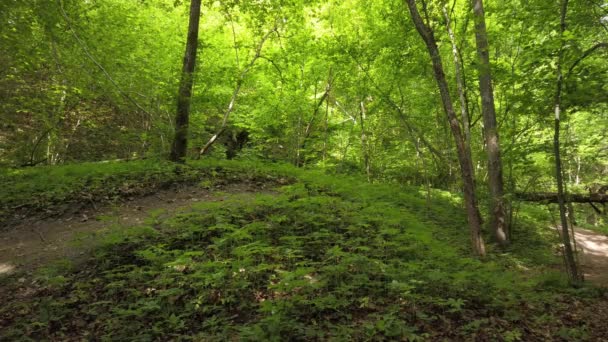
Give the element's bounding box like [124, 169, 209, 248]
[1, 160, 607, 340]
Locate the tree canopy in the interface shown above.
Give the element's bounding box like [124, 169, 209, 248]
[2, 0, 606, 188]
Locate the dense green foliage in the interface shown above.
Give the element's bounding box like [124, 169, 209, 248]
[1, 159, 605, 340]
[1, 0, 607, 339]
[1, 0, 606, 223]
[2, 0, 606, 186]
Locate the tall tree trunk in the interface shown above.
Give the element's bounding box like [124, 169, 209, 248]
[471, 0, 508, 245]
[170, 0, 202, 163]
[442, 5, 472, 158]
[405, 0, 485, 256]
[360, 100, 371, 181]
[323, 91, 330, 162]
[554, 0, 583, 285]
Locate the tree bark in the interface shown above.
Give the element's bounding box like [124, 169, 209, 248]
[323, 87, 330, 162]
[360, 100, 371, 181]
[554, 0, 583, 285]
[471, 0, 508, 246]
[170, 0, 202, 163]
[405, 0, 485, 256]
[442, 5, 472, 158]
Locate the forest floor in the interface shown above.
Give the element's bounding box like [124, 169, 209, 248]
[0, 180, 273, 277]
[2, 187, 608, 287]
[2, 160, 608, 340]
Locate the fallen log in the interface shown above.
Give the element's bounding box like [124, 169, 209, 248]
[516, 192, 608, 203]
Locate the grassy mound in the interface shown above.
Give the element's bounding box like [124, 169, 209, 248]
[0, 159, 287, 226]
[0, 160, 605, 340]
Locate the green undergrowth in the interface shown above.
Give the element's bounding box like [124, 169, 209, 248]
[574, 210, 608, 236]
[0, 159, 604, 340]
[0, 159, 179, 222]
[582, 223, 608, 236]
[0, 159, 286, 224]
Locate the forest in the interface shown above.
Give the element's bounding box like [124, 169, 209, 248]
[1, 0, 608, 340]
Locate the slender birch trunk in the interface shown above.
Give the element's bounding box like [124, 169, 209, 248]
[405, 0, 485, 256]
[554, 0, 582, 285]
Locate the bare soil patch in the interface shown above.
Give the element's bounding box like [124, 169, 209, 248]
[575, 227, 608, 287]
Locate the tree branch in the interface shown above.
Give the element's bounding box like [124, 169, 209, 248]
[516, 192, 608, 203]
[566, 42, 608, 79]
[57, 0, 151, 117]
[199, 25, 277, 157]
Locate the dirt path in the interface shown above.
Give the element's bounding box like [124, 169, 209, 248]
[0, 182, 269, 277]
[574, 227, 608, 286]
